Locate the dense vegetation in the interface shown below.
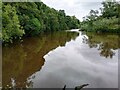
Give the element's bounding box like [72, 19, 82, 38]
[2, 2, 80, 43]
[2, 1, 119, 43]
[81, 1, 120, 33]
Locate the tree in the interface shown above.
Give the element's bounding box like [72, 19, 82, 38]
[101, 1, 119, 18]
[2, 2, 80, 43]
[2, 4, 24, 43]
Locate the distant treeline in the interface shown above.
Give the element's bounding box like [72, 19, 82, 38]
[2, 2, 80, 43]
[80, 1, 120, 33]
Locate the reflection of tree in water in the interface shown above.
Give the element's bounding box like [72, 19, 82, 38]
[84, 32, 119, 58]
[2, 31, 79, 88]
[99, 43, 115, 58]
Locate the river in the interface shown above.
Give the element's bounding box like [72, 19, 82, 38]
[2, 29, 119, 88]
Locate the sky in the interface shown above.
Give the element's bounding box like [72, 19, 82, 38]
[41, 0, 119, 21]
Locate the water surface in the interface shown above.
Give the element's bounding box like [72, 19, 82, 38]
[3, 29, 119, 88]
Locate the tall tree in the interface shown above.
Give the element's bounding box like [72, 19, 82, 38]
[2, 4, 24, 43]
[101, 1, 119, 18]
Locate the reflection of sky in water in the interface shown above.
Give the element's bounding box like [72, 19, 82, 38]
[28, 31, 118, 88]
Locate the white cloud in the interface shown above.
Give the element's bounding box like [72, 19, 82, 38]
[41, 0, 120, 21]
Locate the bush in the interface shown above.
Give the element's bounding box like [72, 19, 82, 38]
[81, 17, 119, 33]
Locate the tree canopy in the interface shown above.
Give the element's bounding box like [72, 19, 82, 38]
[2, 2, 80, 43]
[81, 1, 120, 33]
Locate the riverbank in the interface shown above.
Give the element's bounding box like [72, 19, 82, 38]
[80, 1, 119, 33]
[2, 2, 80, 43]
[80, 17, 119, 33]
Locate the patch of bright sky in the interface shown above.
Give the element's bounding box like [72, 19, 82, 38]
[41, 0, 120, 21]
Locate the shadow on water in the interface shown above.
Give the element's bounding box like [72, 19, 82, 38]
[2, 31, 79, 88]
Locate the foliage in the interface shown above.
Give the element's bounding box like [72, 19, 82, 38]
[0, 0, 2, 41]
[2, 2, 80, 43]
[93, 17, 119, 32]
[101, 1, 119, 18]
[2, 4, 25, 43]
[82, 17, 119, 32]
[81, 1, 120, 33]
